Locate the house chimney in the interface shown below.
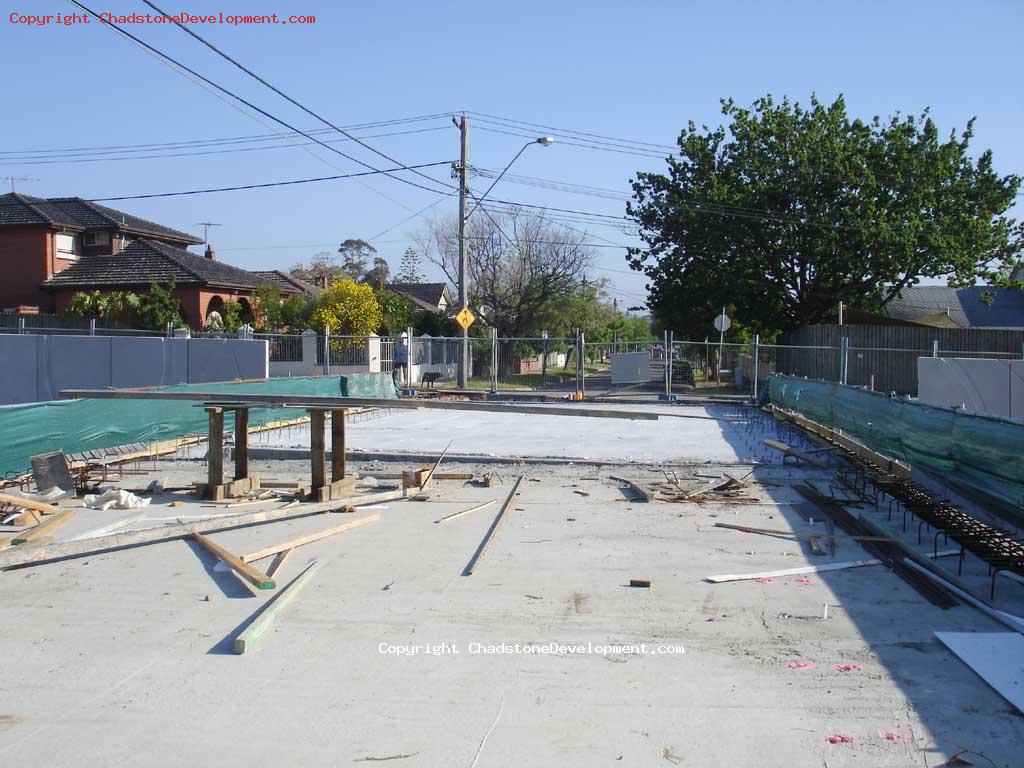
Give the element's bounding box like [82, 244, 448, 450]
[205, 243, 216, 261]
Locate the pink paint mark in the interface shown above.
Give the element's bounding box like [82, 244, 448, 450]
[791, 577, 814, 586]
[833, 663, 862, 672]
[878, 730, 912, 742]
[825, 734, 855, 745]
[786, 661, 817, 670]
[755, 577, 774, 583]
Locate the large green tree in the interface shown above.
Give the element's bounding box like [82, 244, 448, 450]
[628, 95, 1023, 336]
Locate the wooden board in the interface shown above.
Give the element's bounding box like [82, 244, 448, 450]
[0, 492, 61, 516]
[419, 441, 453, 492]
[12, 510, 76, 545]
[434, 500, 496, 524]
[193, 532, 275, 590]
[762, 439, 830, 469]
[241, 514, 380, 563]
[59, 389, 692, 421]
[266, 548, 293, 579]
[707, 550, 962, 583]
[608, 476, 653, 502]
[234, 560, 323, 654]
[461, 475, 525, 576]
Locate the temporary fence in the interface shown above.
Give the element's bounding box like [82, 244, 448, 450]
[8, 318, 1021, 397]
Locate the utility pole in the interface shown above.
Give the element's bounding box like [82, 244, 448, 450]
[456, 115, 470, 388]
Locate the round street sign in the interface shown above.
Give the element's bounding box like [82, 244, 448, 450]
[713, 312, 731, 332]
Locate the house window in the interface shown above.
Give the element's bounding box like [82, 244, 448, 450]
[83, 232, 110, 247]
[55, 233, 79, 260]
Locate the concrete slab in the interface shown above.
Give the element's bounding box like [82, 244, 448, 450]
[250, 403, 773, 464]
[2, 453, 1023, 767]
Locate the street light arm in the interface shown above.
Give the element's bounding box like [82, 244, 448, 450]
[464, 136, 553, 221]
[464, 142, 531, 221]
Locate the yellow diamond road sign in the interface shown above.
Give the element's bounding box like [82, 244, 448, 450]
[455, 307, 476, 330]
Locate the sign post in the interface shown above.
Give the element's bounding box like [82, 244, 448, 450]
[713, 308, 731, 388]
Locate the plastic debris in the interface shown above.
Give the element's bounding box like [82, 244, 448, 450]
[833, 663, 862, 672]
[786, 661, 816, 670]
[83, 489, 152, 511]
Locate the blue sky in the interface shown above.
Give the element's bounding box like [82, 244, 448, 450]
[3, 0, 1022, 309]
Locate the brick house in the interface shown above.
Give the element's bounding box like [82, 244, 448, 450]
[0, 193, 297, 328]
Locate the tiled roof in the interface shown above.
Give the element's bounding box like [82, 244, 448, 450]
[251, 270, 320, 296]
[0, 193, 202, 244]
[43, 239, 280, 291]
[0, 193, 82, 228]
[386, 282, 451, 310]
[883, 286, 1024, 329]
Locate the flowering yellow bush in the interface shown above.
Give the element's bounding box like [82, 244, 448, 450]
[310, 279, 382, 336]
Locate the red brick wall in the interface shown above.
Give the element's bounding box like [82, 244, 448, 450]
[0, 227, 56, 311]
[52, 285, 261, 330]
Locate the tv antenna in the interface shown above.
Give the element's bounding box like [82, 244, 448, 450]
[3, 176, 38, 192]
[195, 222, 222, 243]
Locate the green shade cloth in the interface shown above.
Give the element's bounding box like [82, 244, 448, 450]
[0, 376, 349, 478]
[768, 375, 1024, 526]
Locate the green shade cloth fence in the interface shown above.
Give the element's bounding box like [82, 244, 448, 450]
[0, 374, 397, 479]
[768, 375, 1024, 526]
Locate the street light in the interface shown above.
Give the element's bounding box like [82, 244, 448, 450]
[455, 126, 555, 388]
[465, 136, 555, 220]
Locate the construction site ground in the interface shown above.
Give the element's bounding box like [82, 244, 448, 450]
[2, 405, 1023, 767]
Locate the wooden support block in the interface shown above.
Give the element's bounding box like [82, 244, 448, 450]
[330, 409, 346, 481]
[207, 408, 225, 490]
[309, 409, 327, 493]
[313, 475, 358, 502]
[233, 408, 249, 480]
[209, 475, 261, 502]
[192, 532, 275, 590]
[629, 578, 652, 589]
[233, 561, 323, 654]
[402, 469, 425, 489]
[241, 513, 380, 563]
[13, 510, 76, 545]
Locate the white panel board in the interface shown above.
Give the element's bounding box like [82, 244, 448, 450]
[610, 352, 650, 385]
[918, 357, 1010, 417]
[935, 631, 1024, 713]
[1011, 360, 1024, 420]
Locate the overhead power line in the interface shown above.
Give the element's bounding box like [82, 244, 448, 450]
[140, 0, 457, 196]
[66, 0, 452, 197]
[0, 125, 452, 166]
[0, 161, 451, 204]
